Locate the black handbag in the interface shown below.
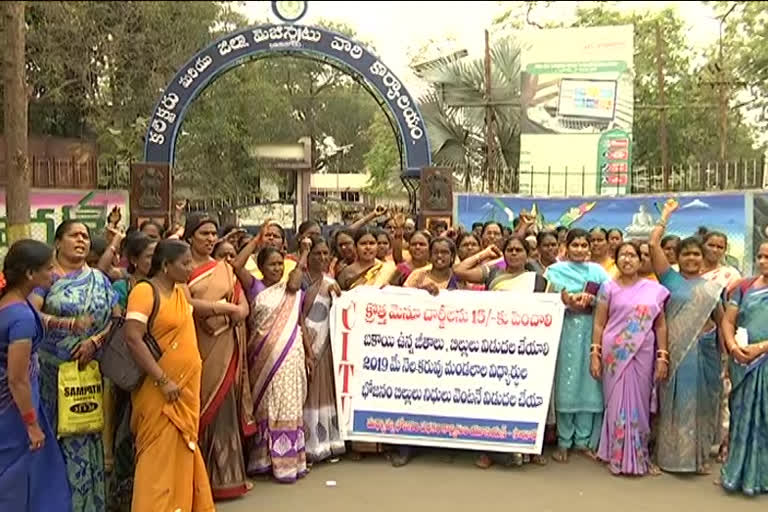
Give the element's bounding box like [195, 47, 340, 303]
[97, 279, 162, 391]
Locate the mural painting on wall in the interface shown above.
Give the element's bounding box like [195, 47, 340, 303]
[456, 192, 749, 273]
[0, 189, 129, 260]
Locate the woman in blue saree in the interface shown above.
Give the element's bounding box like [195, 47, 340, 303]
[0, 240, 71, 512]
[649, 200, 723, 475]
[30, 221, 118, 512]
[545, 229, 610, 463]
[720, 241, 768, 495]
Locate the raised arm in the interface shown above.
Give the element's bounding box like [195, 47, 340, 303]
[286, 238, 310, 293]
[453, 246, 501, 284]
[649, 199, 677, 278]
[349, 205, 387, 231]
[97, 228, 124, 276]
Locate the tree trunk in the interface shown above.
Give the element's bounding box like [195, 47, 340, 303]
[3, 1, 31, 243]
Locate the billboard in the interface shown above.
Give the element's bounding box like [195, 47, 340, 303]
[518, 25, 634, 196]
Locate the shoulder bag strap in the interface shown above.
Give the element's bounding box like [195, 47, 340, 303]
[137, 279, 163, 361]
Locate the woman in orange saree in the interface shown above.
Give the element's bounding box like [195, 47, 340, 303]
[184, 215, 254, 499]
[124, 240, 214, 512]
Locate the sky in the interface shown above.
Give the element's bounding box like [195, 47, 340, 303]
[240, 0, 722, 93]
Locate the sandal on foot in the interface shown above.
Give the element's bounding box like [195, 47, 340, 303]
[552, 450, 568, 463]
[475, 454, 494, 469]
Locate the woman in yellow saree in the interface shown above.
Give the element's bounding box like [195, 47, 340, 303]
[336, 227, 397, 291]
[184, 215, 254, 499]
[124, 240, 214, 512]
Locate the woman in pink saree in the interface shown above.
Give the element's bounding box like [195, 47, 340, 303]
[247, 244, 311, 483]
[591, 241, 669, 475]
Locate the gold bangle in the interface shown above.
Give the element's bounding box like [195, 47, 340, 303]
[154, 374, 169, 387]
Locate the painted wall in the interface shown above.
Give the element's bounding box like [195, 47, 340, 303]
[0, 189, 129, 260]
[456, 192, 755, 274]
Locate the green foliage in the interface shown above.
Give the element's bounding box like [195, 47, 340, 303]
[3, 3, 399, 201]
[415, 37, 522, 191]
[362, 112, 401, 196]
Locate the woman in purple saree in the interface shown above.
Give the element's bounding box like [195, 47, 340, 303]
[246, 245, 310, 483]
[592, 241, 669, 476]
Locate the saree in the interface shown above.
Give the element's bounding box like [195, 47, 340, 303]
[702, 265, 741, 453]
[188, 260, 254, 499]
[0, 302, 72, 512]
[545, 261, 609, 451]
[340, 260, 397, 455]
[721, 284, 768, 495]
[655, 268, 723, 473]
[126, 283, 214, 512]
[247, 282, 307, 482]
[596, 279, 669, 475]
[302, 276, 345, 462]
[108, 279, 134, 512]
[344, 260, 398, 290]
[480, 270, 550, 466]
[36, 266, 115, 512]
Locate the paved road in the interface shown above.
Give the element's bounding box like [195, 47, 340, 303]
[219, 449, 764, 512]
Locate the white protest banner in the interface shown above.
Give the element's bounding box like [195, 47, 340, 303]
[330, 286, 564, 454]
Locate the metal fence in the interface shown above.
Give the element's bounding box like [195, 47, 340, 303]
[508, 158, 766, 196]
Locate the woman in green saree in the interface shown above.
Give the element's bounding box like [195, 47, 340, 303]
[31, 221, 118, 512]
[649, 199, 724, 475]
[719, 241, 768, 495]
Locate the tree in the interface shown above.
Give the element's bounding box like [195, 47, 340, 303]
[363, 112, 401, 196]
[174, 19, 394, 202]
[711, 1, 768, 132]
[3, 1, 30, 242]
[415, 36, 522, 192]
[570, 5, 763, 167]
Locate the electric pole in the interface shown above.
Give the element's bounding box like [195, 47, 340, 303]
[3, 1, 31, 243]
[655, 24, 670, 190]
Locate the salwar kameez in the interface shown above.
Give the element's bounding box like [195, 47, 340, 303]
[546, 262, 609, 452]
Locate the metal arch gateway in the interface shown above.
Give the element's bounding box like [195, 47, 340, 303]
[142, 24, 431, 181]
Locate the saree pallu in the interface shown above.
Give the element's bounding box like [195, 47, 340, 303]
[342, 261, 397, 454]
[721, 284, 768, 495]
[128, 283, 214, 512]
[302, 276, 345, 462]
[596, 280, 668, 475]
[247, 282, 307, 482]
[545, 262, 609, 451]
[37, 267, 115, 512]
[188, 260, 254, 499]
[346, 261, 398, 290]
[656, 269, 723, 473]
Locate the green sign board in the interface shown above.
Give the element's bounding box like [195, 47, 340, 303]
[596, 128, 632, 195]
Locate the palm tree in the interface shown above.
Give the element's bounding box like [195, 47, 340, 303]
[416, 36, 522, 192]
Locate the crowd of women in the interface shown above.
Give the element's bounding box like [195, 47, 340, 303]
[1, 197, 767, 512]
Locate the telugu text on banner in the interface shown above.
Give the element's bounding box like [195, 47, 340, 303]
[329, 286, 565, 454]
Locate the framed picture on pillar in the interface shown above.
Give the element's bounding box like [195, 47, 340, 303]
[420, 167, 453, 228]
[130, 163, 171, 229]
